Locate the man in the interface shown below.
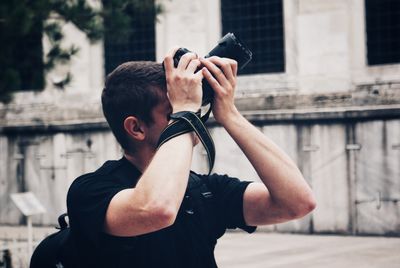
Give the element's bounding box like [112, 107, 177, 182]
[67, 48, 316, 267]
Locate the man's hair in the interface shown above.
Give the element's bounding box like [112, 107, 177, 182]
[101, 61, 167, 152]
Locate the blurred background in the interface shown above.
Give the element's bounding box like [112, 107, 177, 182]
[0, 0, 399, 267]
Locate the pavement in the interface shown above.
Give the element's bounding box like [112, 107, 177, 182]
[1, 226, 399, 267]
[215, 232, 400, 268]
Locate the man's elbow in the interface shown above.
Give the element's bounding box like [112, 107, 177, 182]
[149, 204, 178, 229]
[289, 194, 317, 219]
[303, 194, 317, 215]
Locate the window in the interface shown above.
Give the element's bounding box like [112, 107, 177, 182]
[12, 19, 45, 91]
[104, 1, 156, 75]
[221, 0, 285, 74]
[365, 0, 400, 65]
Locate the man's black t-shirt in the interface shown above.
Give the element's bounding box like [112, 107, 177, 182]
[67, 157, 256, 267]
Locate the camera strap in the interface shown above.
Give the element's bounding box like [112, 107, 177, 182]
[156, 109, 215, 174]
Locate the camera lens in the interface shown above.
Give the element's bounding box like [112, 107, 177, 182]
[205, 33, 252, 70]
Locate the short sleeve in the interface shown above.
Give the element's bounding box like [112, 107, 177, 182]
[203, 173, 257, 234]
[67, 175, 124, 244]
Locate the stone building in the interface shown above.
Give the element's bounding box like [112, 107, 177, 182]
[0, 0, 399, 236]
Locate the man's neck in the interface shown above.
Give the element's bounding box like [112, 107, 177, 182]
[123, 146, 155, 173]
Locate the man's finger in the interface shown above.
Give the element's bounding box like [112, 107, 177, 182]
[202, 67, 224, 95]
[187, 59, 201, 73]
[200, 58, 230, 88]
[227, 59, 238, 77]
[166, 46, 180, 58]
[177, 52, 198, 70]
[164, 46, 180, 76]
[195, 67, 205, 80]
[207, 56, 235, 85]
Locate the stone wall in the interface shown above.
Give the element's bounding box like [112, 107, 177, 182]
[1, 108, 399, 235]
[0, 0, 399, 236]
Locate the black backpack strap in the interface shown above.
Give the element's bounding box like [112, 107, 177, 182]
[57, 213, 69, 230]
[157, 111, 215, 174]
[186, 172, 217, 244]
[189, 172, 213, 200]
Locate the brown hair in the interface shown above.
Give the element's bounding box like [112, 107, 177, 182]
[101, 61, 166, 151]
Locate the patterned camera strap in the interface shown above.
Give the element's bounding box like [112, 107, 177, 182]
[156, 108, 215, 174]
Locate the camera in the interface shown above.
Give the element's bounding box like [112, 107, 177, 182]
[172, 33, 252, 105]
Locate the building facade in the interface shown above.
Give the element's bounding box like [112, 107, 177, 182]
[0, 0, 399, 235]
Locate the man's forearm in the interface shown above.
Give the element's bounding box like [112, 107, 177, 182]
[135, 133, 195, 217]
[221, 108, 314, 213]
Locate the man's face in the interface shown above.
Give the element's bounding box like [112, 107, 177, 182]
[144, 97, 172, 149]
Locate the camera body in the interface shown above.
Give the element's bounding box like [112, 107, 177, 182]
[172, 33, 252, 105]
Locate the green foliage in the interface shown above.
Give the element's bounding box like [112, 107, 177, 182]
[0, 0, 161, 103]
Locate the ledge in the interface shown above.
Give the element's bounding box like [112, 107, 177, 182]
[239, 104, 400, 125]
[1, 104, 400, 134]
[1, 87, 400, 134]
[0, 118, 108, 135]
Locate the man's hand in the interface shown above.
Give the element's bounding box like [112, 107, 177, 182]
[164, 48, 204, 113]
[200, 56, 239, 124]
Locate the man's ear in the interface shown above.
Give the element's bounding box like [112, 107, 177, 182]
[124, 116, 145, 141]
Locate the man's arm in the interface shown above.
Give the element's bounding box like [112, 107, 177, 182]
[220, 112, 316, 225]
[104, 50, 205, 237]
[201, 57, 316, 226]
[104, 133, 195, 236]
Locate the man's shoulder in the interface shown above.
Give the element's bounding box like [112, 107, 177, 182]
[69, 159, 123, 187]
[191, 171, 254, 193]
[67, 158, 134, 203]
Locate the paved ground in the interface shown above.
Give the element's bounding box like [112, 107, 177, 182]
[1, 226, 399, 267]
[215, 232, 400, 268]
